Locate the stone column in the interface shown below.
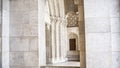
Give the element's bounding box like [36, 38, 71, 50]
[60, 18, 68, 62]
[55, 17, 60, 62]
[60, 20, 64, 61]
[50, 17, 68, 63]
[64, 19, 68, 61]
[84, 0, 112, 68]
[58, 18, 61, 60]
[50, 16, 57, 63]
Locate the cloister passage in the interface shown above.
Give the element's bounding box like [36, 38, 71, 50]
[1, 0, 120, 68]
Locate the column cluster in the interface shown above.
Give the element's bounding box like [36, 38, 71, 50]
[49, 16, 68, 63]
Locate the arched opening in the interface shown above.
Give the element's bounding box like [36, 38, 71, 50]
[43, 0, 86, 68]
[68, 33, 78, 51]
[67, 33, 80, 61]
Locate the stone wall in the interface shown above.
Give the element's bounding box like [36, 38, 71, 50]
[84, 0, 120, 68]
[9, 0, 39, 68]
[84, 0, 112, 68]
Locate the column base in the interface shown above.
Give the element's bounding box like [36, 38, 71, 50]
[50, 57, 68, 64]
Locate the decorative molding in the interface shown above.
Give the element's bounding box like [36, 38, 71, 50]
[50, 16, 67, 26]
[66, 11, 79, 27]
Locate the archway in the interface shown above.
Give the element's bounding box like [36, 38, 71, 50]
[67, 33, 80, 61]
[43, 0, 86, 68]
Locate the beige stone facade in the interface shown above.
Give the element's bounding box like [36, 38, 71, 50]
[0, 0, 120, 68]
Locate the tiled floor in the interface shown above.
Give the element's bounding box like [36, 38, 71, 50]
[47, 61, 80, 67]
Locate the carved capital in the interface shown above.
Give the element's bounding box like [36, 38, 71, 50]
[50, 16, 68, 27]
[60, 17, 67, 27]
[50, 16, 58, 24]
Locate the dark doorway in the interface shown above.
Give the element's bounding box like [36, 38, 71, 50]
[69, 39, 76, 50]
